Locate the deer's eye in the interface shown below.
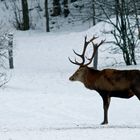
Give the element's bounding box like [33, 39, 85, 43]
[75, 73, 78, 76]
[77, 71, 80, 75]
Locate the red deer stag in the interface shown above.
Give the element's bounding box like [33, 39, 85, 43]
[69, 36, 140, 125]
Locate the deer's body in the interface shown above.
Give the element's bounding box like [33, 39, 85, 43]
[80, 67, 140, 91]
[69, 36, 140, 125]
[70, 66, 140, 98]
[70, 66, 140, 124]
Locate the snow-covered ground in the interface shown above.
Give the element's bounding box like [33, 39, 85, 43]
[0, 26, 140, 139]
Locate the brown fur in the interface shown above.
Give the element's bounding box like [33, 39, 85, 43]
[69, 66, 140, 124]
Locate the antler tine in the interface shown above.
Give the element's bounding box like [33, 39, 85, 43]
[73, 50, 82, 57]
[77, 36, 98, 64]
[69, 36, 92, 66]
[68, 57, 83, 65]
[87, 36, 98, 45]
[85, 39, 105, 66]
[69, 36, 105, 66]
[97, 39, 106, 47]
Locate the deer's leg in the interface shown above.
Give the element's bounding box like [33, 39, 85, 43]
[132, 87, 140, 100]
[101, 96, 111, 125]
[136, 94, 140, 100]
[135, 92, 140, 100]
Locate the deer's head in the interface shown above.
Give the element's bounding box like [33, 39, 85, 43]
[69, 36, 105, 82]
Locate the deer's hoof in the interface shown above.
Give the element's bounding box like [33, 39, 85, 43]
[101, 121, 108, 125]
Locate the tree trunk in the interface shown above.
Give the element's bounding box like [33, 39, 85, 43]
[21, 0, 30, 30]
[51, 0, 61, 16]
[132, 0, 140, 39]
[93, 48, 98, 70]
[64, 0, 70, 17]
[92, 0, 98, 69]
[45, 0, 50, 32]
[115, 0, 120, 25]
[8, 34, 14, 69]
[92, 0, 96, 26]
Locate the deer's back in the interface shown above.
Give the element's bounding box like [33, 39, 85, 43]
[92, 69, 140, 91]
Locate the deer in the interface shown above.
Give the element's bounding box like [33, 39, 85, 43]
[69, 36, 140, 125]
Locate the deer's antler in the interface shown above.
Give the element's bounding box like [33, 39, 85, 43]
[84, 39, 105, 66]
[69, 36, 105, 66]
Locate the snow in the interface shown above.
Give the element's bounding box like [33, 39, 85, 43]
[0, 25, 140, 139]
[1, 128, 140, 140]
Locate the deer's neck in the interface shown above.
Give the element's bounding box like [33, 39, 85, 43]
[83, 68, 100, 90]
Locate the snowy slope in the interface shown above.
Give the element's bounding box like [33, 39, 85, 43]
[0, 27, 140, 139]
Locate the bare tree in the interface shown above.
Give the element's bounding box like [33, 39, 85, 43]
[51, 0, 61, 16]
[101, 0, 137, 65]
[63, 0, 70, 17]
[21, 0, 30, 30]
[0, 23, 10, 86]
[92, 0, 96, 26]
[45, 0, 50, 32]
[92, 0, 98, 69]
[9, 0, 30, 30]
[10, 0, 22, 30]
[132, 0, 140, 39]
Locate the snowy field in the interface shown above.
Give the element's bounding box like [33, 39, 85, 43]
[0, 26, 140, 139]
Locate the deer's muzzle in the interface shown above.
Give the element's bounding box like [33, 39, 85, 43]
[69, 76, 74, 81]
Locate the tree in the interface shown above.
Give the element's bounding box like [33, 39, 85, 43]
[10, 0, 30, 30]
[92, 0, 96, 26]
[63, 0, 70, 17]
[21, 0, 30, 30]
[101, 0, 137, 65]
[45, 0, 50, 32]
[132, 0, 140, 39]
[0, 22, 10, 86]
[92, 0, 98, 69]
[51, 0, 61, 16]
